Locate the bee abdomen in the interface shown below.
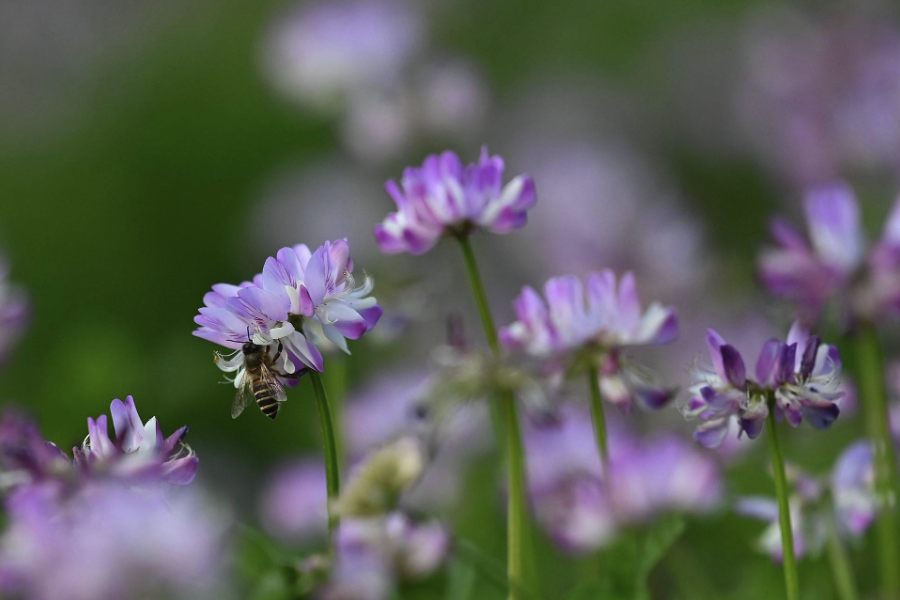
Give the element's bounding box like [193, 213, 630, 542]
[254, 384, 279, 419]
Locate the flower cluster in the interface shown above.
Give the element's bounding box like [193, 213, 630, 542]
[325, 513, 449, 600]
[194, 239, 381, 379]
[0, 397, 196, 495]
[759, 184, 900, 325]
[737, 440, 877, 561]
[526, 405, 721, 553]
[685, 322, 844, 448]
[263, 0, 488, 164]
[374, 148, 536, 255]
[0, 485, 227, 600]
[500, 271, 678, 411]
[301, 436, 451, 597]
[0, 398, 221, 600]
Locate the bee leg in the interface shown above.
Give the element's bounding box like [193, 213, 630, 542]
[271, 341, 284, 363]
[272, 368, 302, 380]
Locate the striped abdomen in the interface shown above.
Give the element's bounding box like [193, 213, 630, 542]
[253, 377, 280, 419]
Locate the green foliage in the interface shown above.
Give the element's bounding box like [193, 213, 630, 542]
[567, 516, 686, 600]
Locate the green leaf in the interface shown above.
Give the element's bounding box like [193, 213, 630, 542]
[565, 516, 686, 600]
[445, 557, 478, 600]
[638, 515, 687, 577]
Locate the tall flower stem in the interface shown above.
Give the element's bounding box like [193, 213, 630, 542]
[323, 354, 348, 468]
[853, 323, 900, 599]
[826, 511, 859, 600]
[309, 370, 341, 547]
[765, 394, 800, 600]
[586, 364, 610, 477]
[456, 234, 529, 600]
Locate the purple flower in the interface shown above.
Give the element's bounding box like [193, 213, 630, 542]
[735, 7, 900, 186]
[194, 239, 381, 379]
[258, 458, 328, 545]
[263, 0, 423, 110]
[73, 396, 198, 486]
[500, 271, 678, 411]
[685, 321, 843, 448]
[0, 397, 197, 495]
[735, 496, 809, 562]
[0, 411, 69, 492]
[0, 254, 30, 369]
[525, 405, 721, 553]
[374, 147, 536, 255]
[0, 484, 228, 600]
[759, 183, 900, 324]
[737, 440, 878, 562]
[831, 441, 877, 537]
[324, 513, 449, 599]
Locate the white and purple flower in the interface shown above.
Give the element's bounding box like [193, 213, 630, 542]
[759, 183, 900, 325]
[737, 440, 877, 562]
[374, 147, 536, 255]
[685, 321, 843, 448]
[194, 239, 381, 379]
[74, 396, 198, 486]
[0, 397, 197, 494]
[500, 271, 678, 411]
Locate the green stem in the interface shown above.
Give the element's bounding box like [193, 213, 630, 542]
[825, 511, 859, 600]
[456, 235, 501, 354]
[765, 395, 800, 600]
[587, 365, 610, 477]
[323, 354, 347, 468]
[454, 539, 538, 600]
[310, 370, 340, 547]
[853, 323, 900, 599]
[455, 234, 530, 600]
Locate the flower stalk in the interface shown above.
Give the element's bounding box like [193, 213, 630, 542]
[765, 392, 800, 600]
[826, 511, 860, 600]
[309, 370, 341, 547]
[587, 363, 610, 476]
[456, 234, 529, 600]
[852, 323, 900, 599]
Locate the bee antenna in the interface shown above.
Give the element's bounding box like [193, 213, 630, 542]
[246, 326, 252, 343]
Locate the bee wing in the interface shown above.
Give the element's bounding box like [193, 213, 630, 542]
[258, 362, 288, 404]
[231, 371, 255, 419]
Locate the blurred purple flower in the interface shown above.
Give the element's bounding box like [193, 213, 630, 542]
[0, 484, 228, 600]
[259, 459, 328, 545]
[736, 7, 900, 186]
[0, 254, 29, 369]
[685, 321, 843, 447]
[0, 397, 197, 495]
[500, 271, 678, 411]
[759, 183, 900, 324]
[324, 513, 449, 599]
[831, 441, 878, 537]
[344, 370, 490, 512]
[525, 405, 720, 553]
[74, 396, 198, 486]
[0, 411, 69, 493]
[737, 440, 877, 562]
[194, 239, 381, 377]
[374, 147, 536, 255]
[262, 0, 422, 111]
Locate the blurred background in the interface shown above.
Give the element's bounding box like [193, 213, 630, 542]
[1, 0, 900, 597]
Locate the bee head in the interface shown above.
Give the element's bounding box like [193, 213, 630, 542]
[242, 341, 262, 355]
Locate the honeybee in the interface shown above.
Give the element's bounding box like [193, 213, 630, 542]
[218, 333, 298, 420]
